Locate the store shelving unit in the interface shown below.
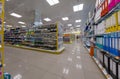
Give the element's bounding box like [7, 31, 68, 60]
[63, 33, 75, 44]
[5, 23, 65, 54]
[83, 0, 120, 79]
[5, 28, 26, 45]
[0, 0, 5, 79]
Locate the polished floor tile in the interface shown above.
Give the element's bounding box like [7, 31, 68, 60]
[4, 40, 106, 79]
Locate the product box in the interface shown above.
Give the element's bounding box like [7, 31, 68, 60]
[104, 54, 109, 70]
[110, 58, 113, 75]
[118, 11, 120, 31]
[111, 13, 116, 27]
[118, 32, 120, 55]
[114, 32, 119, 56]
[111, 33, 115, 54]
[108, 0, 116, 11]
[101, 2, 105, 17]
[112, 60, 117, 78]
[115, 0, 120, 5]
[104, 0, 109, 15]
[95, 7, 102, 22]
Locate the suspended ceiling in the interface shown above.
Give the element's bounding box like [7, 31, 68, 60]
[4, 0, 96, 30]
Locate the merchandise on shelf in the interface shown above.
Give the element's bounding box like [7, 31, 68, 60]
[95, 11, 118, 35]
[101, 0, 109, 17]
[5, 23, 64, 51]
[95, 21, 106, 35]
[63, 33, 75, 43]
[95, 0, 120, 23]
[84, 0, 120, 79]
[4, 28, 26, 45]
[94, 48, 120, 79]
[118, 10, 120, 31]
[95, 32, 120, 56]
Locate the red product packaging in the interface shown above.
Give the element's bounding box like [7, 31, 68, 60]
[104, 0, 109, 15]
[101, 2, 105, 17]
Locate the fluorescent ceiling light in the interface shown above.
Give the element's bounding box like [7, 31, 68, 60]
[6, 0, 10, 1]
[73, 4, 84, 12]
[44, 18, 51, 22]
[75, 19, 81, 23]
[6, 25, 12, 27]
[10, 13, 22, 18]
[46, 0, 59, 6]
[62, 17, 69, 21]
[76, 25, 81, 27]
[4, 22, 6, 23]
[68, 24, 72, 26]
[21, 26, 26, 27]
[18, 21, 25, 24]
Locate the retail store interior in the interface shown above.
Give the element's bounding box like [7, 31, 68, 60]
[0, 0, 120, 79]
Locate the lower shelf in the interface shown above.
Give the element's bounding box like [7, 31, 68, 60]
[92, 57, 113, 79]
[5, 44, 65, 54]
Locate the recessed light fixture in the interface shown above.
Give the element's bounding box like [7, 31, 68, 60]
[10, 13, 22, 18]
[46, 0, 59, 6]
[21, 26, 26, 27]
[75, 19, 81, 23]
[76, 25, 81, 27]
[68, 24, 72, 26]
[18, 21, 25, 24]
[4, 22, 6, 24]
[44, 18, 51, 22]
[62, 17, 69, 21]
[73, 4, 84, 12]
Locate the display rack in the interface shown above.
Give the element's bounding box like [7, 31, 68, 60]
[5, 23, 65, 54]
[5, 28, 26, 45]
[63, 33, 75, 44]
[83, 0, 120, 79]
[0, 0, 5, 79]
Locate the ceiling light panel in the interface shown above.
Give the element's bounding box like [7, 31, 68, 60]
[46, 0, 59, 6]
[18, 21, 25, 24]
[75, 19, 81, 23]
[6, 25, 12, 27]
[21, 26, 26, 27]
[6, 0, 10, 1]
[10, 13, 22, 18]
[62, 17, 69, 21]
[68, 24, 72, 26]
[73, 4, 84, 12]
[76, 25, 81, 27]
[44, 18, 51, 22]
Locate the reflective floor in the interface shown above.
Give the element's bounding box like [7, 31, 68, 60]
[4, 40, 106, 79]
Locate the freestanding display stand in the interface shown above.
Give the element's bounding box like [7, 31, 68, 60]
[0, 0, 5, 79]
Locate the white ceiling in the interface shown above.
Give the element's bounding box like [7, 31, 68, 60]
[5, 0, 96, 29]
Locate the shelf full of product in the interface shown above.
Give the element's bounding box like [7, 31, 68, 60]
[83, 0, 120, 79]
[63, 33, 75, 44]
[4, 23, 65, 53]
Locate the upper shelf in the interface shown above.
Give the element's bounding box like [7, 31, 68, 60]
[95, 3, 120, 25]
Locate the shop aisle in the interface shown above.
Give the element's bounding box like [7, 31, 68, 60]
[4, 40, 106, 79]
